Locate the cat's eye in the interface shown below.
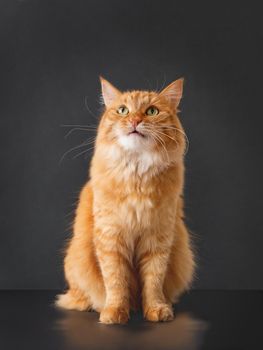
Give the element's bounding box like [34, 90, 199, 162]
[146, 106, 159, 116]
[117, 105, 129, 116]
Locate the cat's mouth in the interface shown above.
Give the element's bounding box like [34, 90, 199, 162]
[128, 130, 145, 137]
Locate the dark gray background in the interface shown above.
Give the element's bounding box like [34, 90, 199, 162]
[1, 0, 262, 289]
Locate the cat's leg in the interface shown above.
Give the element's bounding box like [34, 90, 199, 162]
[55, 183, 105, 313]
[164, 218, 195, 304]
[94, 227, 131, 324]
[137, 233, 174, 322]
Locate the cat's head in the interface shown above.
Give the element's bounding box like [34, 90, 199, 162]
[97, 77, 186, 161]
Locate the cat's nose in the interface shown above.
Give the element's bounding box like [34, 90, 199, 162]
[130, 116, 142, 129]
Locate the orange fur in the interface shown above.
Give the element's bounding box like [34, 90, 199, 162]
[56, 77, 195, 324]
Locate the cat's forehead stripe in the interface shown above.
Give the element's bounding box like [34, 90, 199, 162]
[123, 91, 155, 110]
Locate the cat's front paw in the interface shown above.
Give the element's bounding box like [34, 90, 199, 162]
[99, 306, 129, 324]
[144, 304, 174, 322]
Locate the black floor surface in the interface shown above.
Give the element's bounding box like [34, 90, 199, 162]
[0, 290, 262, 350]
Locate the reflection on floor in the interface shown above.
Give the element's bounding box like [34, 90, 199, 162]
[0, 290, 262, 350]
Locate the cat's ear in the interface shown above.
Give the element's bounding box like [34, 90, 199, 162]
[159, 78, 184, 108]
[100, 76, 121, 107]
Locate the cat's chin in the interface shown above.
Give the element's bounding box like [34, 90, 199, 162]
[117, 133, 152, 151]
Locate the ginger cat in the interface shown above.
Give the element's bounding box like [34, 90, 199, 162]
[56, 77, 195, 324]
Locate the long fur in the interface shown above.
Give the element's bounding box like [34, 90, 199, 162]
[56, 77, 195, 324]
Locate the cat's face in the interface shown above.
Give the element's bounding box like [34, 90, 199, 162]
[97, 78, 186, 158]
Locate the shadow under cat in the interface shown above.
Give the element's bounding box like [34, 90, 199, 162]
[54, 307, 207, 350]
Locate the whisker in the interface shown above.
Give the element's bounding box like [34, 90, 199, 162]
[73, 145, 95, 159]
[84, 96, 98, 120]
[146, 129, 170, 163]
[59, 137, 96, 164]
[64, 127, 97, 138]
[144, 127, 178, 154]
[61, 124, 97, 128]
[152, 129, 179, 143]
[147, 124, 189, 142]
[143, 124, 189, 155]
[158, 126, 189, 154]
[156, 73, 167, 93]
[154, 77, 160, 92]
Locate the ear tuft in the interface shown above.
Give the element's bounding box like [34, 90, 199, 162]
[159, 78, 184, 108]
[100, 76, 121, 107]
